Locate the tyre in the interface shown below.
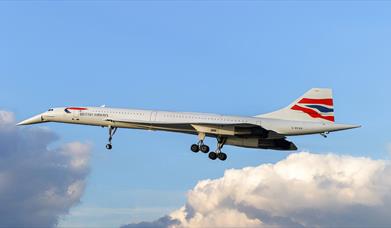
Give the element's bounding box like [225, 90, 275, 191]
[106, 144, 112, 150]
[191, 144, 199, 153]
[200, 145, 210, 153]
[218, 152, 227, 161]
[208, 152, 217, 160]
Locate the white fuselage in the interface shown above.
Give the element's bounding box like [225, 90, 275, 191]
[35, 107, 355, 137]
[17, 106, 359, 152]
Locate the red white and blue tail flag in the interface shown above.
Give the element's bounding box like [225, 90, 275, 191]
[291, 97, 334, 122]
[257, 88, 335, 123]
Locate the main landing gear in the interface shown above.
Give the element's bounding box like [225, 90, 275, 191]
[208, 137, 227, 161]
[106, 126, 118, 150]
[191, 132, 210, 153]
[191, 143, 210, 153]
[190, 134, 227, 161]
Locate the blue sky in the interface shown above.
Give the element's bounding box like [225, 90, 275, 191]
[1, 2, 391, 227]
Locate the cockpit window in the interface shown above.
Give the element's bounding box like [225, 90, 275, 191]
[48, 109, 54, 111]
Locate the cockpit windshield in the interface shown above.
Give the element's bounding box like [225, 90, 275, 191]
[48, 108, 54, 112]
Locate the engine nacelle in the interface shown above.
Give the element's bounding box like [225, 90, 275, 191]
[226, 137, 259, 148]
[226, 137, 297, 151]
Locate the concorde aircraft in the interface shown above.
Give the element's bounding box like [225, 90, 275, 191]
[17, 88, 359, 161]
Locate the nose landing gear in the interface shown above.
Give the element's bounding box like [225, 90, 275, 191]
[106, 126, 118, 150]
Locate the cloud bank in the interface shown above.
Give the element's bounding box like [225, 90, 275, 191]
[123, 152, 391, 228]
[0, 111, 91, 227]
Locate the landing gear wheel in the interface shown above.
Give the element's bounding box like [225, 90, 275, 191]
[208, 152, 217, 160]
[191, 144, 200, 153]
[218, 152, 227, 161]
[106, 144, 112, 150]
[200, 145, 210, 153]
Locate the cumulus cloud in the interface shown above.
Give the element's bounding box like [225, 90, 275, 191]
[0, 111, 91, 228]
[123, 152, 391, 228]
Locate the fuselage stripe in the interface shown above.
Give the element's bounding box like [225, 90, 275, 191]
[66, 107, 88, 111]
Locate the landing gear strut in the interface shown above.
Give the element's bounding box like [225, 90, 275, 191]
[106, 126, 118, 150]
[320, 132, 329, 138]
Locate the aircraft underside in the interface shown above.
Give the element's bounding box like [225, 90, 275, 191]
[104, 122, 297, 161]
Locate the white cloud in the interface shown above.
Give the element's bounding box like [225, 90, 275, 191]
[170, 207, 261, 228]
[124, 152, 391, 228]
[0, 110, 15, 126]
[0, 110, 91, 228]
[61, 142, 91, 171]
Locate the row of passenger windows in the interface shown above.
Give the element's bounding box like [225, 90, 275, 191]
[161, 115, 244, 122]
[92, 110, 145, 115]
[84, 110, 247, 122]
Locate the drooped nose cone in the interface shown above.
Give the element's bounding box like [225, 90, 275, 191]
[17, 114, 44, 126]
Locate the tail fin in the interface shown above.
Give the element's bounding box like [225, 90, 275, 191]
[257, 88, 335, 123]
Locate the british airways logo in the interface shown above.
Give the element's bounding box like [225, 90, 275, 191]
[291, 98, 335, 122]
